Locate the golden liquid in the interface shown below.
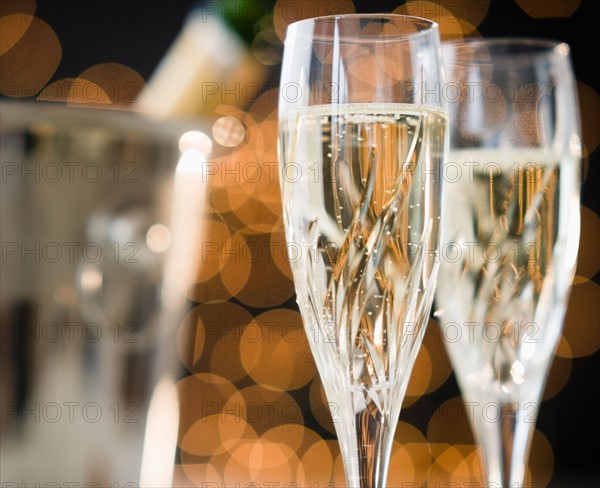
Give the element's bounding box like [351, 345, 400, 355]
[437, 149, 579, 401]
[279, 103, 446, 417]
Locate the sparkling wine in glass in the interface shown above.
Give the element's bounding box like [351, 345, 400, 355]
[278, 15, 447, 487]
[436, 39, 581, 486]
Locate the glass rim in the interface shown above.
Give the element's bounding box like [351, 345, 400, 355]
[443, 37, 571, 65]
[0, 101, 202, 139]
[286, 14, 439, 43]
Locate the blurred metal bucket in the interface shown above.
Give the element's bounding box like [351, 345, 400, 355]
[0, 103, 208, 486]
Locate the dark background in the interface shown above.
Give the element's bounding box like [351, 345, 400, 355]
[24, 0, 600, 486]
[34, 0, 598, 207]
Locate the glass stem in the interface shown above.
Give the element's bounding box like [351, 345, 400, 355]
[337, 408, 396, 488]
[477, 401, 536, 488]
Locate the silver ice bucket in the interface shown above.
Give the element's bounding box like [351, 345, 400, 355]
[0, 103, 209, 486]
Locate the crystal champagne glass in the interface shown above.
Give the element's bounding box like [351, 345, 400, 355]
[278, 15, 447, 487]
[436, 39, 581, 486]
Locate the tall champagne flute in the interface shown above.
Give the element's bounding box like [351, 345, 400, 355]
[436, 39, 581, 486]
[278, 15, 447, 487]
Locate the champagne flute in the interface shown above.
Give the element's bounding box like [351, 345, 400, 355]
[436, 39, 581, 486]
[278, 15, 447, 487]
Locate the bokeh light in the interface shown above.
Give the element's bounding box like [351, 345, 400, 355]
[225, 385, 304, 436]
[261, 424, 306, 457]
[208, 332, 247, 384]
[422, 319, 453, 393]
[273, 0, 356, 42]
[577, 81, 600, 154]
[528, 429, 555, 487]
[393, 1, 476, 41]
[212, 116, 246, 148]
[177, 463, 221, 487]
[0, 0, 36, 20]
[428, 444, 472, 486]
[270, 230, 294, 280]
[252, 28, 282, 66]
[300, 439, 334, 486]
[208, 148, 257, 214]
[331, 440, 347, 487]
[542, 354, 572, 401]
[37, 77, 111, 105]
[387, 441, 416, 486]
[0, 16, 61, 97]
[403, 344, 433, 406]
[73, 62, 145, 109]
[212, 149, 280, 220]
[240, 120, 281, 214]
[180, 414, 254, 458]
[215, 104, 265, 152]
[427, 396, 476, 445]
[428, 0, 489, 29]
[223, 439, 303, 486]
[390, 422, 432, 483]
[515, 0, 581, 18]
[218, 231, 255, 293]
[186, 229, 252, 304]
[239, 308, 316, 390]
[309, 375, 337, 435]
[450, 446, 484, 486]
[556, 279, 600, 358]
[193, 219, 231, 283]
[230, 233, 296, 308]
[146, 223, 171, 253]
[186, 273, 234, 304]
[426, 403, 553, 485]
[248, 87, 279, 121]
[257, 116, 278, 153]
[0, 0, 37, 62]
[228, 196, 281, 235]
[427, 444, 485, 486]
[177, 302, 253, 374]
[176, 373, 238, 447]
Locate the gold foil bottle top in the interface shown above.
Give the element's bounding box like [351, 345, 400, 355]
[140, 4, 266, 118]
